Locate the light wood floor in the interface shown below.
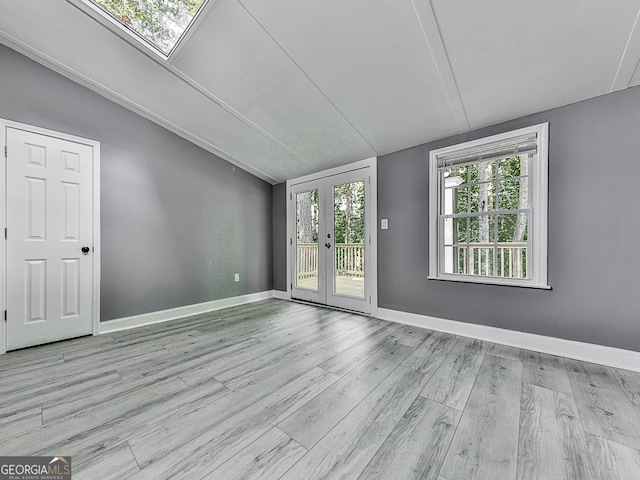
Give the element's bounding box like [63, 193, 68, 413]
[1, 299, 640, 479]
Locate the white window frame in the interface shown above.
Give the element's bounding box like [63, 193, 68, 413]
[428, 123, 549, 289]
[70, 0, 214, 61]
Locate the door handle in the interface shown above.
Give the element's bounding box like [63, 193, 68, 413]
[81, 246, 90, 255]
[325, 242, 331, 249]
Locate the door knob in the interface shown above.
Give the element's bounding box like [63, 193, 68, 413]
[81, 246, 90, 254]
[325, 242, 331, 249]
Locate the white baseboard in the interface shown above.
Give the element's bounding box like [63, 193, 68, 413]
[378, 308, 640, 373]
[97, 294, 640, 373]
[272, 290, 290, 300]
[99, 290, 274, 334]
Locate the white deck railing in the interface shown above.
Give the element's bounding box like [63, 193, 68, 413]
[296, 244, 319, 279]
[297, 242, 527, 279]
[456, 242, 527, 278]
[297, 243, 365, 278]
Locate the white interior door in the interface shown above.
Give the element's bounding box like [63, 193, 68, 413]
[290, 165, 373, 314]
[6, 127, 94, 350]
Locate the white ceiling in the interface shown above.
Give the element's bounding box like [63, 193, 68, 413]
[1, 0, 640, 183]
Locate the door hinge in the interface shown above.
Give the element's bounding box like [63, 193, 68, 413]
[290, 238, 292, 245]
[290, 193, 292, 200]
[4, 310, 6, 322]
[4, 146, 6, 158]
[4, 228, 6, 240]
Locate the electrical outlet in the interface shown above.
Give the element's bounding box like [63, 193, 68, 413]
[381, 218, 389, 230]
[234, 273, 240, 282]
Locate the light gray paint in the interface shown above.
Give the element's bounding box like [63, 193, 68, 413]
[377, 86, 640, 353]
[272, 183, 288, 292]
[0, 44, 273, 321]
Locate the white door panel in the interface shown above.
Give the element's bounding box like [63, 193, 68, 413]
[6, 127, 94, 350]
[326, 172, 370, 313]
[290, 185, 325, 305]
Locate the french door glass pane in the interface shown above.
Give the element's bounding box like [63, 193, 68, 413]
[333, 181, 365, 298]
[296, 190, 319, 291]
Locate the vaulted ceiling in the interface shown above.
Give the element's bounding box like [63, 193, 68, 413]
[1, 1, 640, 183]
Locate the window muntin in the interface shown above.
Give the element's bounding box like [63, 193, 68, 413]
[429, 124, 549, 288]
[87, 0, 206, 55]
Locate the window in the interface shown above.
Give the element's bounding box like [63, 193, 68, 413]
[428, 123, 549, 288]
[85, 0, 207, 56]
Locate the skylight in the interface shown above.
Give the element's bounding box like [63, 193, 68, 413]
[88, 0, 206, 55]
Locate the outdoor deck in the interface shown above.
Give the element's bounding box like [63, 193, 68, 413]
[296, 275, 365, 298]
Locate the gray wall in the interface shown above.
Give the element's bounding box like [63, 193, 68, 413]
[0, 44, 273, 321]
[272, 183, 288, 292]
[378, 86, 640, 353]
[270, 85, 640, 352]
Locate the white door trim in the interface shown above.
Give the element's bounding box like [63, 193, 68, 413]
[286, 157, 378, 317]
[0, 119, 101, 354]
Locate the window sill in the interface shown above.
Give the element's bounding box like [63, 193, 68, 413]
[427, 275, 551, 290]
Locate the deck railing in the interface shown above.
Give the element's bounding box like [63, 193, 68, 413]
[456, 242, 527, 278]
[335, 243, 365, 277]
[297, 242, 526, 280]
[296, 244, 319, 279]
[296, 243, 365, 278]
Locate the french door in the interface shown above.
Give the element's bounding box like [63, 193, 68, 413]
[289, 164, 374, 314]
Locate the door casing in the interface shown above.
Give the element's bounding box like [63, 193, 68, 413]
[286, 157, 377, 316]
[0, 119, 101, 354]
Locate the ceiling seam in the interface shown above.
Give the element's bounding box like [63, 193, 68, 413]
[235, 0, 380, 157]
[0, 32, 282, 184]
[610, 4, 640, 92]
[410, 0, 470, 133]
[65, 0, 304, 163]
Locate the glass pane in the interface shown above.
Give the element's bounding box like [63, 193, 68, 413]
[443, 246, 455, 274]
[443, 187, 454, 215]
[467, 215, 494, 276]
[333, 181, 365, 298]
[455, 184, 469, 213]
[90, 0, 206, 54]
[496, 214, 528, 279]
[470, 181, 496, 213]
[458, 244, 468, 275]
[455, 217, 468, 244]
[469, 216, 492, 244]
[443, 218, 454, 245]
[468, 159, 495, 183]
[454, 217, 468, 275]
[498, 154, 528, 180]
[296, 190, 319, 291]
[497, 178, 528, 210]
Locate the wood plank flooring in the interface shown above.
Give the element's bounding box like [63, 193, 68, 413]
[1, 299, 640, 479]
